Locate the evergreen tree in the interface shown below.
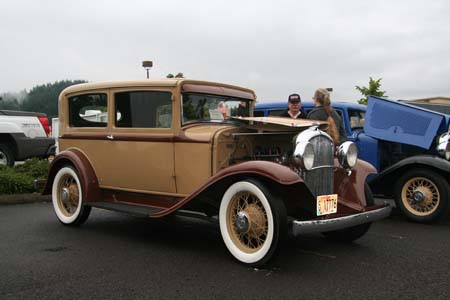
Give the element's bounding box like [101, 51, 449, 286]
[21, 80, 86, 118]
[0, 90, 26, 110]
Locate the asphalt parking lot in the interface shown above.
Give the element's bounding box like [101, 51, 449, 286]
[0, 201, 449, 300]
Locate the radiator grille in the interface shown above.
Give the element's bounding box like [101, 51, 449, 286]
[304, 134, 334, 197]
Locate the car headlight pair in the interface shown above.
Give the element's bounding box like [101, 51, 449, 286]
[294, 140, 358, 170]
[437, 132, 450, 160]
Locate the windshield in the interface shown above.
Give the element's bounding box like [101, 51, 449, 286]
[182, 93, 251, 125]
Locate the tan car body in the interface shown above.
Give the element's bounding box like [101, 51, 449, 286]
[44, 79, 381, 213]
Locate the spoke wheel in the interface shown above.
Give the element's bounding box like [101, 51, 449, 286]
[401, 177, 439, 216]
[219, 180, 286, 267]
[56, 173, 80, 217]
[226, 191, 269, 253]
[395, 169, 449, 223]
[52, 166, 91, 226]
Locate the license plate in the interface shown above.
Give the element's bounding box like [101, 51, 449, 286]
[317, 194, 338, 216]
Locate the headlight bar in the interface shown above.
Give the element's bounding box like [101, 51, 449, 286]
[294, 141, 315, 170]
[338, 141, 358, 169]
[437, 132, 450, 160]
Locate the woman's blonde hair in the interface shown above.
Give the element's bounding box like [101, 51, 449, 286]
[314, 88, 339, 144]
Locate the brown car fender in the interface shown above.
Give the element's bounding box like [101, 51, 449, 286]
[334, 158, 377, 207]
[42, 149, 101, 203]
[213, 160, 303, 185]
[151, 160, 304, 218]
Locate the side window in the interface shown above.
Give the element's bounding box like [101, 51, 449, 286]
[69, 93, 107, 127]
[348, 109, 365, 129]
[115, 91, 172, 128]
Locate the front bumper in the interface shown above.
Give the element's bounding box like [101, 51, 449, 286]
[291, 204, 392, 236]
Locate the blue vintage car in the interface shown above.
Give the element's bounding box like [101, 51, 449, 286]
[255, 96, 450, 223]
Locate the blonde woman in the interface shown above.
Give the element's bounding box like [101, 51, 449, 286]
[307, 88, 346, 145]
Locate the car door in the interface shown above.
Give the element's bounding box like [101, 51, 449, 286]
[59, 90, 112, 179]
[97, 89, 176, 194]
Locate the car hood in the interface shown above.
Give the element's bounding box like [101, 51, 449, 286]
[181, 117, 328, 142]
[364, 96, 450, 149]
[238, 116, 328, 131]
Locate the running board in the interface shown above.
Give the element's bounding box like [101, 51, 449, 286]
[89, 202, 163, 217]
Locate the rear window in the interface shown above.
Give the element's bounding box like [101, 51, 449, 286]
[253, 111, 264, 117]
[69, 93, 107, 127]
[115, 91, 172, 128]
[268, 109, 286, 116]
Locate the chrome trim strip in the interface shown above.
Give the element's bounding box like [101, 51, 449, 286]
[232, 132, 297, 136]
[309, 165, 334, 170]
[291, 204, 392, 236]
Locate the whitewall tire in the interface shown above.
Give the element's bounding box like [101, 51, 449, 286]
[219, 180, 286, 266]
[52, 166, 91, 225]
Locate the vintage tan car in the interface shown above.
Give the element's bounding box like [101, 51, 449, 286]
[43, 79, 391, 266]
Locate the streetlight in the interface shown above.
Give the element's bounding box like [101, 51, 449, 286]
[142, 60, 153, 79]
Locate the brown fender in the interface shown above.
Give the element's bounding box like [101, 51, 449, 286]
[334, 158, 377, 208]
[42, 149, 101, 203]
[151, 160, 303, 218]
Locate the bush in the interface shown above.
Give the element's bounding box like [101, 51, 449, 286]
[0, 158, 49, 194]
[14, 158, 49, 179]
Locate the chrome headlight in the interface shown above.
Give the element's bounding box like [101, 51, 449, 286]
[338, 141, 358, 169]
[294, 141, 315, 170]
[437, 132, 450, 160]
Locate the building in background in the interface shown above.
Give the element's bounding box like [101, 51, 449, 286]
[400, 97, 450, 114]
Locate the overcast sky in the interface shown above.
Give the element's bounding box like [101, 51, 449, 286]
[1, 0, 449, 102]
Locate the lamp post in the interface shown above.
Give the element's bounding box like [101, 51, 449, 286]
[142, 61, 153, 79]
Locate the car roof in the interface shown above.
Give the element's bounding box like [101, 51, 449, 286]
[255, 101, 367, 110]
[60, 79, 255, 97]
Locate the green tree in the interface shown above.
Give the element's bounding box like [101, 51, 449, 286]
[21, 80, 86, 118]
[355, 77, 387, 105]
[166, 72, 185, 79]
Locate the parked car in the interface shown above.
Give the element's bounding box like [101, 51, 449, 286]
[256, 96, 450, 223]
[0, 110, 55, 166]
[43, 80, 390, 266]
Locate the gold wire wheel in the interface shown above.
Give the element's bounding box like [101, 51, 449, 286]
[56, 174, 80, 217]
[226, 191, 268, 253]
[401, 176, 440, 216]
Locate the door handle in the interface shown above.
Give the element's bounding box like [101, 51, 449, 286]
[106, 135, 114, 140]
